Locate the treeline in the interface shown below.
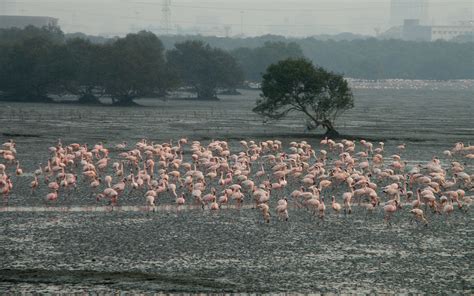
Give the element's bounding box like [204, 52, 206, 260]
[68, 32, 474, 80]
[298, 38, 474, 80]
[159, 35, 474, 80]
[1, 26, 472, 105]
[157, 33, 369, 51]
[0, 26, 244, 104]
[230, 42, 304, 82]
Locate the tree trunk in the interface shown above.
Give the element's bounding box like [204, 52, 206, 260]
[197, 86, 218, 100]
[322, 119, 340, 138]
[78, 92, 101, 104]
[26, 92, 53, 103]
[220, 88, 241, 95]
[112, 96, 139, 106]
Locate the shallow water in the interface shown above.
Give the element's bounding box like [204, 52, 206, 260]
[0, 208, 472, 293]
[0, 81, 473, 293]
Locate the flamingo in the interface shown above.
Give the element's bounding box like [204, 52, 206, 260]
[176, 193, 186, 209]
[89, 178, 101, 196]
[210, 197, 219, 211]
[218, 192, 229, 208]
[1, 177, 12, 202]
[331, 195, 342, 215]
[255, 164, 266, 178]
[276, 198, 289, 221]
[409, 208, 428, 226]
[318, 196, 326, 220]
[383, 200, 400, 225]
[46, 190, 58, 201]
[48, 181, 59, 191]
[0, 137, 471, 230]
[343, 189, 353, 214]
[104, 175, 113, 188]
[442, 198, 454, 221]
[412, 189, 423, 209]
[15, 161, 23, 176]
[257, 203, 271, 223]
[145, 194, 156, 212]
[30, 176, 39, 194]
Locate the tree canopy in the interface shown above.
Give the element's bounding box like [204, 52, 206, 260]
[0, 28, 173, 104]
[2, 25, 471, 105]
[0, 25, 64, 46]
[64, 38, 108, 103]
[231, 41, 304, 81]
[167, 40, 243, 99]
[0, 25, 71, 101]
[159, 35, 474, 80]
[103, 31, 169, 105]
[253, 58, 354, 136]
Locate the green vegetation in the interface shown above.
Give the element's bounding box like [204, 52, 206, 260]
[0, 25, 69, 101]
[253, 58, 354, 136]
[0, 26, 242, 104]
[102, 31, 169, 105]
[160, 35, 474, 81]
[231, 41, 304, 82]
[298, 38, 474, 80]
[64, 38, 107, 104]
[167, 40, 243, 100]
[0, 25, 472, 104]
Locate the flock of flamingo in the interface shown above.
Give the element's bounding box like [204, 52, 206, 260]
[0, 137, 472, 225]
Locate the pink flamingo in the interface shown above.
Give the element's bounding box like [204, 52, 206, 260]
[383, 200, 400, 225]
[331, 195, 342, 215]
[46, 190, 58, 202]
[409, 208, 428, 226]
[257, 203, 271, 223]
[210, 197, 219, 211]
[15, 161, 23, 176]
[318, 196, 326, 220]
[30, 176, 39, 194]
[218, 192, 229, 208]
[276, 198, 289, 221]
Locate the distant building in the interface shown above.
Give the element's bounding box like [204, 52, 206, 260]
[431, 21, 474, 41]
[379, 26, 402, 40]
[402, 19, 431, 41]
[382, 19, 473, 41]
[0, 15, 58, 29]
[390, 0, 429, 26]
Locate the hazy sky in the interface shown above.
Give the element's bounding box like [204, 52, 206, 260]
[1, 0, 472, 36]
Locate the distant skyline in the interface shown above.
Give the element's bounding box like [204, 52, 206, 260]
[0, 0, 472, 36]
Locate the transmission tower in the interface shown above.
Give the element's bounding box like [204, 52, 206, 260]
[162, 0, 171, 34]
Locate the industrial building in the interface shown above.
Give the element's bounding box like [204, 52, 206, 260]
[401, 19, 473, 41]
[430, 21, 473, 41]
[385, 0, 473, 41]
[390, 0, 429, 26]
